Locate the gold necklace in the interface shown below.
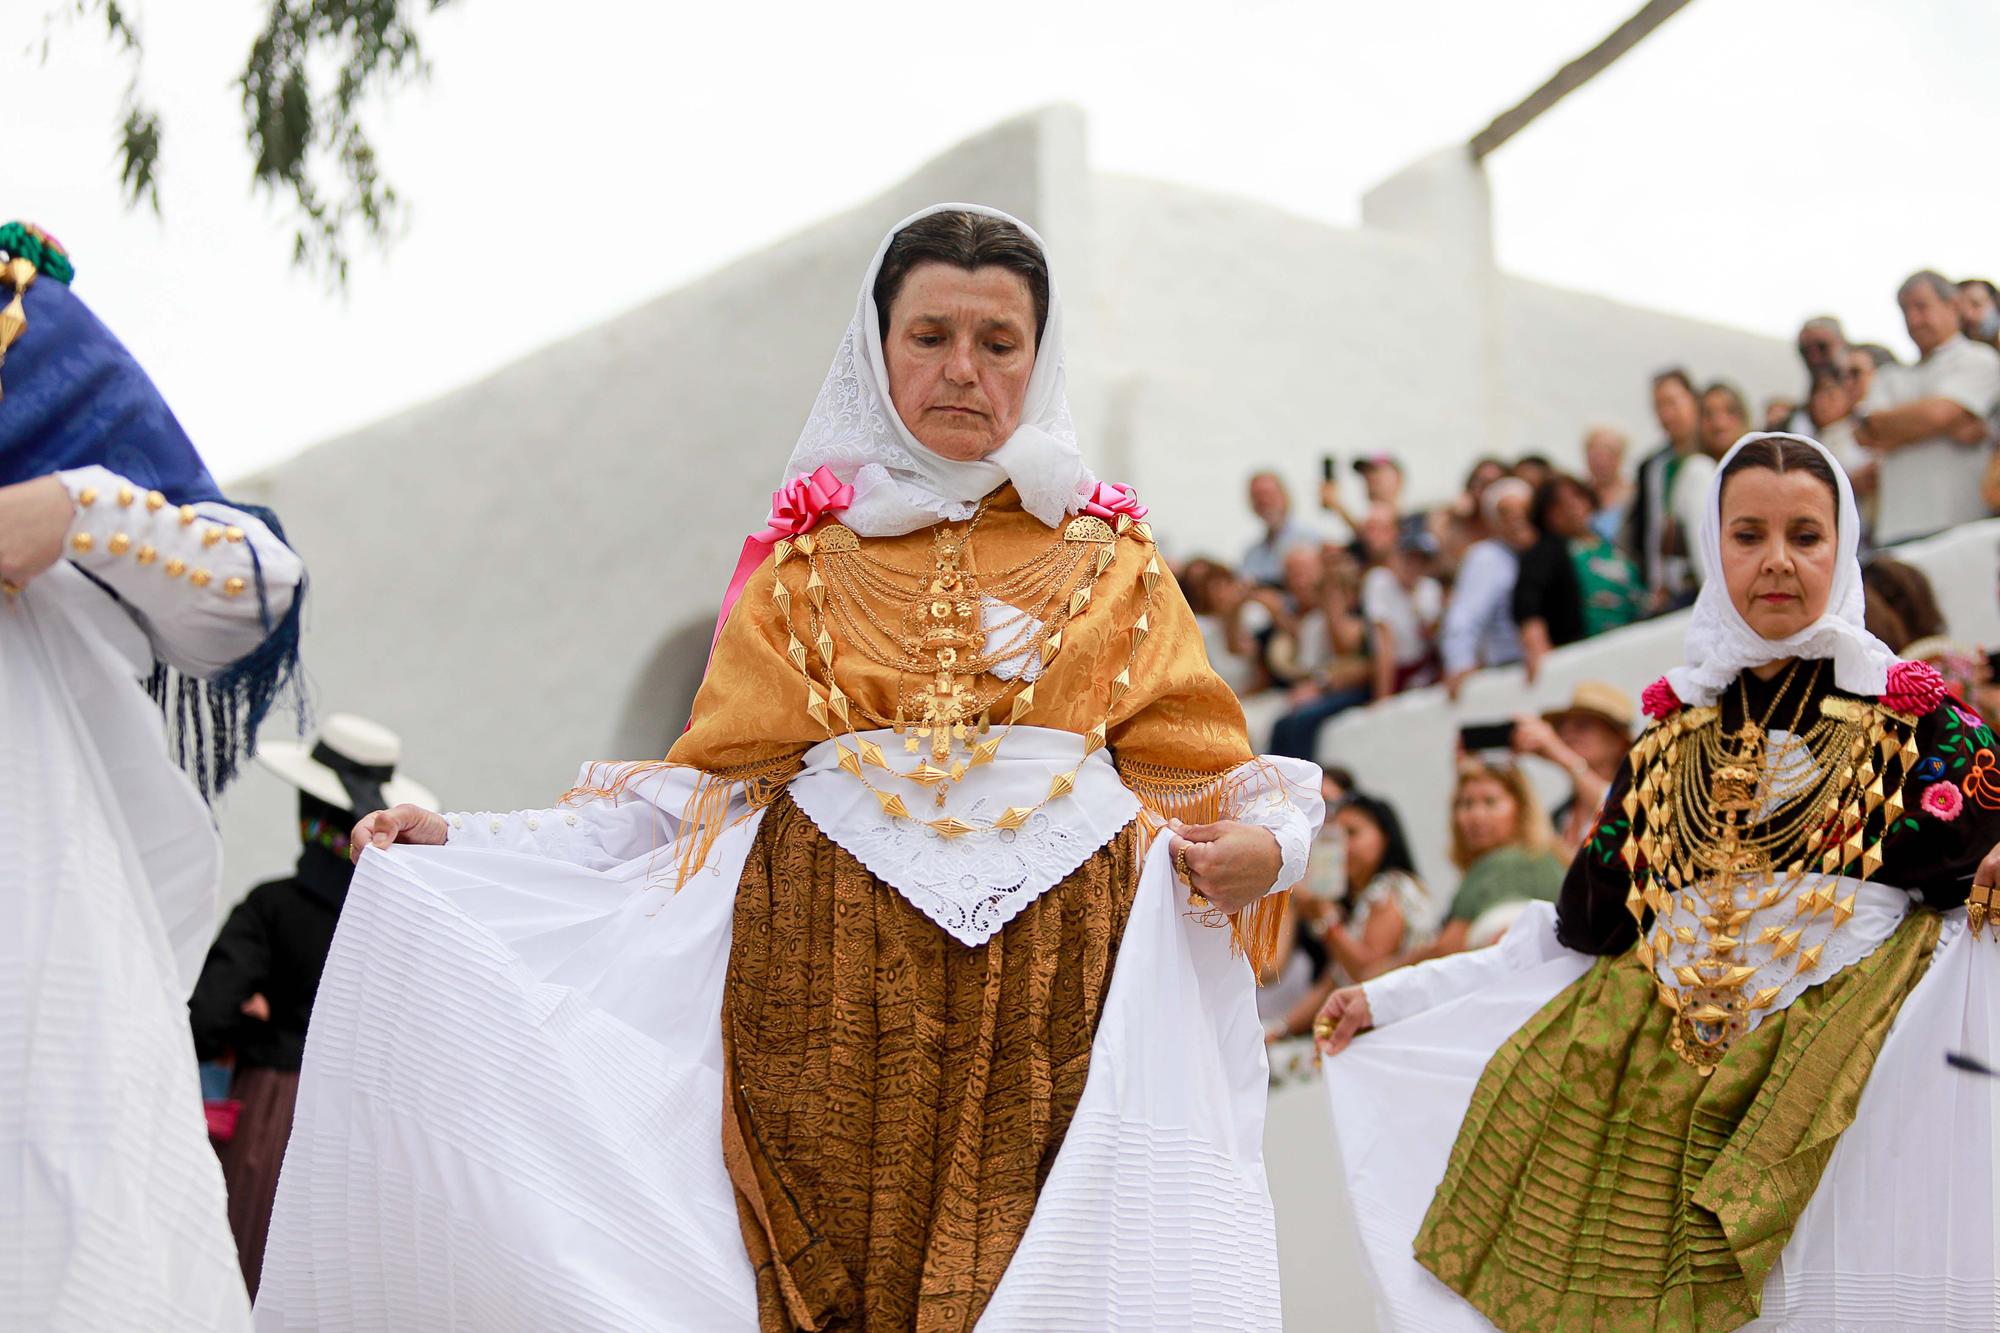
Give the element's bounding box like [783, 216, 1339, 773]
[769, 510, 1160, 836]
[1622, 665, 1922, 1074]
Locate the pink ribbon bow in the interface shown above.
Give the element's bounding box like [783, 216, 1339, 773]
[1081, 481, 1148, 524]
[708, 465, 854, 660]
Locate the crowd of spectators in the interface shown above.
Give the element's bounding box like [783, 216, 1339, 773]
[1175, 267, 2000, 763]
[1241, 269, 2000, 1051]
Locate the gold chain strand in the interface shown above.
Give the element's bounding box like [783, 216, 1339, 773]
[767, 514, 1156, 838]
[1616, 666, 1920, 1074]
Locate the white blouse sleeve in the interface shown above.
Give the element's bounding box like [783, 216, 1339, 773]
[1360, 900, 1579, 1029]
[1222, 754, 1325, 896]
[439, 763, 720, 871]
[57, 465, 305, 680]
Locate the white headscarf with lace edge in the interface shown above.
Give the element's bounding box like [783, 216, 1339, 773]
[779, 203, 1095, 537]
[1665, 431, 1900, 706]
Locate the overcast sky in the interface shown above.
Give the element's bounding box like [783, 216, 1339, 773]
[13, 0, 1999, 482]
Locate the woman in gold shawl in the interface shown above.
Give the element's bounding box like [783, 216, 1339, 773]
[257, 205, 1322, 1333]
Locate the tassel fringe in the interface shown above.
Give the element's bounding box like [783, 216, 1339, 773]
[1119, 756, 1299, 981]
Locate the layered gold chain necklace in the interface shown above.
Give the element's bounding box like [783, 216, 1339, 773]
[1622, 661, 1923, 1073]
[768, 507, 1160, 836]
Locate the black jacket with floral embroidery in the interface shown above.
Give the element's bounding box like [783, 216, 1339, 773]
[1556, 665, 2000, 956]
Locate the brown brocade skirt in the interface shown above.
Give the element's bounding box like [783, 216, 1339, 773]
[722, 792, 1140, 1333]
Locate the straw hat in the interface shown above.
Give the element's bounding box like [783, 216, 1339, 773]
[256, 713, 438, 814]
[1541, 681, 1637, 737]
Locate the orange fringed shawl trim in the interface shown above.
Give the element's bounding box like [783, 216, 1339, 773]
[1118, 757, 1294, 981]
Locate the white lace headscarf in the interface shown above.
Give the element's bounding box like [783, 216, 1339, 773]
[780, 203, 1095, 537]
[1665, 431, 1900, 706]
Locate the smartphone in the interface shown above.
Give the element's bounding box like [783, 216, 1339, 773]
[1459, 721, 1517, 753]
[1986, 648, 2000, 681]
[1321, 454, 1337, 483]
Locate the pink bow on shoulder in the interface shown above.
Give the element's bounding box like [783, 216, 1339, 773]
[1081, 481, 1147, 525]
[758, 465, 855, 543]
[708, 465, 854, 664]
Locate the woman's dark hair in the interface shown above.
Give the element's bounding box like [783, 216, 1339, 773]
[1529, 473, 1590, 535]
[1461, 455, 1507, 493]
[1700, 380, 1750, 422]
[1862, 557, 1947, 644]
[1336, 792, 1419, 892]
[1717, 434, 1840, 521]
[873, 210, 1050, 343]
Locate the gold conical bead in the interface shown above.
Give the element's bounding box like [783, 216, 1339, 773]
[836, 743, 862, 779]
[1048, 770, 1077, 801]
[994, 806, 1034, 831]
[875, 790, 911, 820]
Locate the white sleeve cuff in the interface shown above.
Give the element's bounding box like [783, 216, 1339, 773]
[1223, 755, 1324, 897]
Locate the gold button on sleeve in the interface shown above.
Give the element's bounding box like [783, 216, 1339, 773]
[201, 526, 223, 548]
[145, 491, 167, 512]
[224, 526, 245, 543]
[116, 484, 135, 507]
[135, 544, 158, 565]
[70, 531, 94, 553]
[163, 558, 186, 578]
[107, 533, 131, 556]
[77, 486, 99, 507]
[189, 568, 213, 588]
[222, 576, 246, 598]
[178, 505, 197, 526]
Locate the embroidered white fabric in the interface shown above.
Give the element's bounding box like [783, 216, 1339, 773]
[787, 728, 1140, 945]
[980, 596, 1045, 682]
[778, 203, 1095, 538]
[788, 729, 1322, 946]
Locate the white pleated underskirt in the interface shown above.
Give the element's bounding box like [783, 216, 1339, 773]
[1323, 901, 2000, 1332]
[257, 800, 1281, 1329]
[3, 566, 249, 1331]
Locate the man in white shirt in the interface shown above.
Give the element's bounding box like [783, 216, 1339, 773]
[1240, 470, 1322, 587]
[1857, 270, 2000, 545]
[1361, 528, 1442, 698]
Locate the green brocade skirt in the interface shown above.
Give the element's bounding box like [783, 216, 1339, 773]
[1412, 910, 1940, 1333]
